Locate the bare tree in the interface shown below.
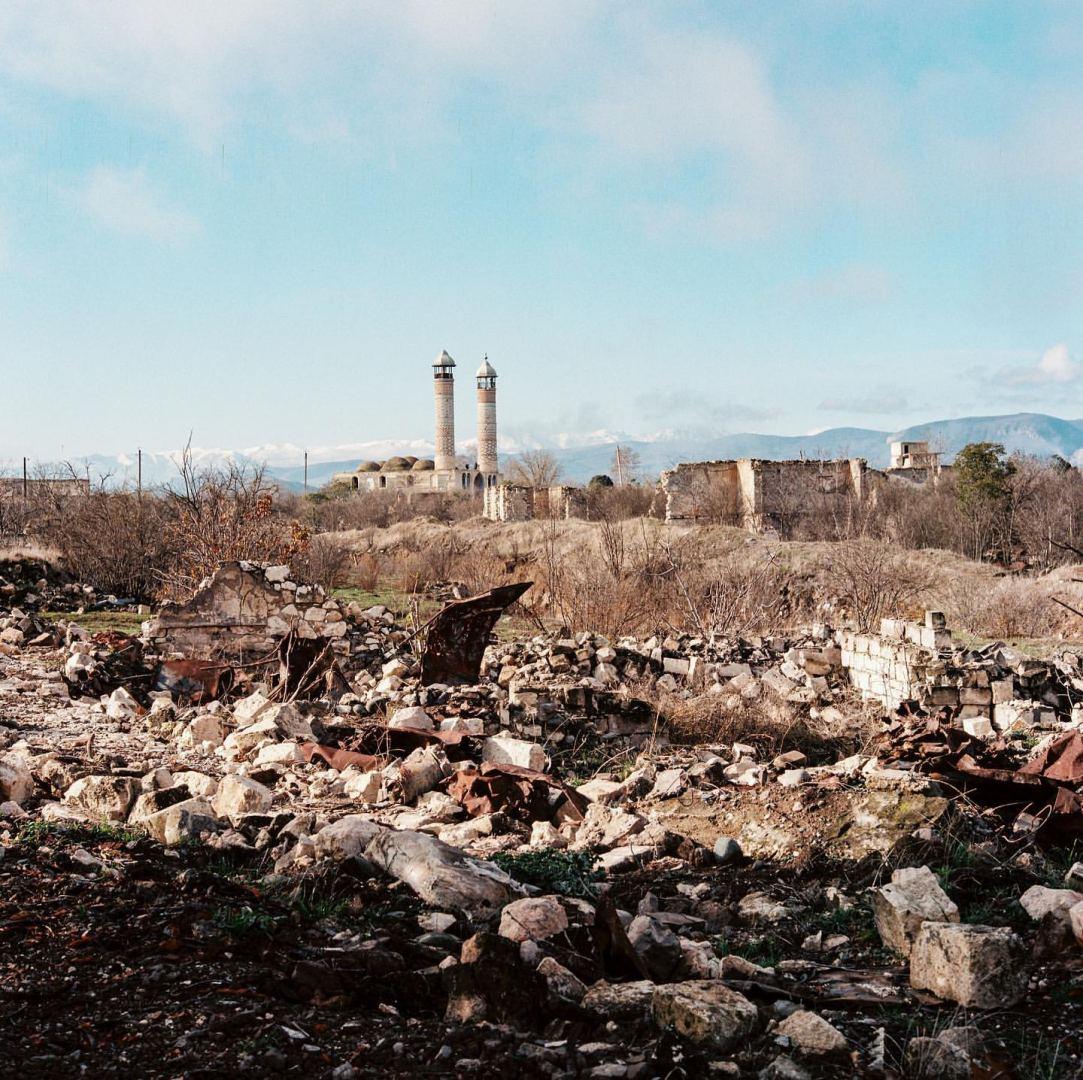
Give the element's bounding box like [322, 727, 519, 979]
[506, 450, 562, 488]
[156, 443, 311, 601]
[610, 445, 642, 486]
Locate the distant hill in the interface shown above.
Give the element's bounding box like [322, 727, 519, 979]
[537, 413, 1083, 482]
[22, 412, 1083, 490]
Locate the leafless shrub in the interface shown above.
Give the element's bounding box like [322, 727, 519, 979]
[506, 450, 562, 488]
[156, 447, 310, 602]
[644, 681, 879, 761]
[655, 538, 803, 638]
[293, 533, 353, 591]
[823, 539, 936, 631]
[945, 575, 1059, 640]
[587, 483, 656, 521]
[353, 553, 381, 592]
[44, 491, 171, 600]
[529, 520, 655, 638]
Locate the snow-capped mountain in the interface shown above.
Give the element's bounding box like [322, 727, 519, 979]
[17, 412, 1083, 491]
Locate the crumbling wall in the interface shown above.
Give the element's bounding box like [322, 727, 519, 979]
[483, 483, 589, 522]
[661, 457, 866, 530]
[483, 484, 533, 522]
[658, 461, 743, 525]
[837, 613, 1053, 737]
[838, 626, 934, 711]
[146, 562, 349, 662]
[549, 485, 588, 520]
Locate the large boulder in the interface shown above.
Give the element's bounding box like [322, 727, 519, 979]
[909, 923, 1026, 1008]
[582, 980, 656, 1020]
[651, 981, 759, 1052]
[365, 829, 526, 916]
[387, 706, 433, 731]
[498, 896, 569, 943]
[211, 774, 273, 820]
[627, 914, 684, 980]
[872, 866, 959, 956]
[222, 718, 280, 758]
[776, 1010, 848, 1059]
[63, 775, 141, 823]
[0, 756, 33, 805]
[443, 933, 548, 1027]
[482, 734, 547, 772]
[143, 797, 220, 845]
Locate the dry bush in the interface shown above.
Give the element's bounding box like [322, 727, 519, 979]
[352, 552, 381, 592]
[40, 491, 171, 600]
[944, 575, 1060, 640]
[649, 682, 879, 762]
[822, 539, 936, 631]
[529, 520, 657, 639]
[657, 538, 803, 638]
[506, 450, 562, 488]
[157, 450, 310, 602]
[588, 483, 656, 522]
[293, 533, 353, 591]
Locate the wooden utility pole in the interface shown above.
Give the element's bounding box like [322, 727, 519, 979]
[22, 457, 27, 498]
[304, 450, 309, 495]
[137, 448, 142, 496]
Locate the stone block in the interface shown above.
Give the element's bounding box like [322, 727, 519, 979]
[651, 981, 758, 1051]
[872, 866, 959, 956]
[909, 923, 1026, 1008]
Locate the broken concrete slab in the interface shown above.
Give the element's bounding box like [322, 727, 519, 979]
[365, 829, 526, 916]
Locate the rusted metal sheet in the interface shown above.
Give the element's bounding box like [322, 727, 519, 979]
[420, 582, 532, 686]
[299, 742, 385, 772]
[447, 761, 589, 824]
[155, 659, 234, 704]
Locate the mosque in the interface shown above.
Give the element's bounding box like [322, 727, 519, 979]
[333, 350, 502, 494]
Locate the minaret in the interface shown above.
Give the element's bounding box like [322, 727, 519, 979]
[432, 349, 456, 473]
[476, 355, 498, 477]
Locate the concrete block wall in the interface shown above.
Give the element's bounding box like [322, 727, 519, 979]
[837, 629, 931, 709]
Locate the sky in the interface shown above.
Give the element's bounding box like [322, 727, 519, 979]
[1, 1, 1082, 463]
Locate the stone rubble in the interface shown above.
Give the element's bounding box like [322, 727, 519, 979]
[4, 566, 1083, 1075]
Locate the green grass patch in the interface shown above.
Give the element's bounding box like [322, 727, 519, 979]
[18, 820, 141, 846]
[212, 904, 281, 937]
[491, 849, 601, 899]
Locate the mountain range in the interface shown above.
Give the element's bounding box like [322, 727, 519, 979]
[16, 412, 1083, 491]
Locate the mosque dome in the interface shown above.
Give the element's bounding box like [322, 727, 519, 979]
[411, 458, 435, 471]
[382, 456, 410, 472]
[354, 461, 380, 473]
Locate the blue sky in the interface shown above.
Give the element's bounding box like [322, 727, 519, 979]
[1, 1, 1081, 462]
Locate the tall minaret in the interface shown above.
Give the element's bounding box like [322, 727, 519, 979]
[476, 355, 498, 477]
[432, 349, 456, 472]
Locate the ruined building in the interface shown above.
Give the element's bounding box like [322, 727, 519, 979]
[886, 439, 945, 483]
[483, 483, 589, 523]
[660, 457, 868, 529]
[332, 350, 503, 494]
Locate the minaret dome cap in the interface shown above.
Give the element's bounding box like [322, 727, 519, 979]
[476, 357, 497, 378]
[433, 349, 456, 368]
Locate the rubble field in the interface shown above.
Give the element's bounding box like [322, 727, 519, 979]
[3, 557, 1083, 1078]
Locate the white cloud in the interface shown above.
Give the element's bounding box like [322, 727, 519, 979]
[1006, 343, 1081, 385]
[0, 1, 600, 144]
[72, 166, 200, 244]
